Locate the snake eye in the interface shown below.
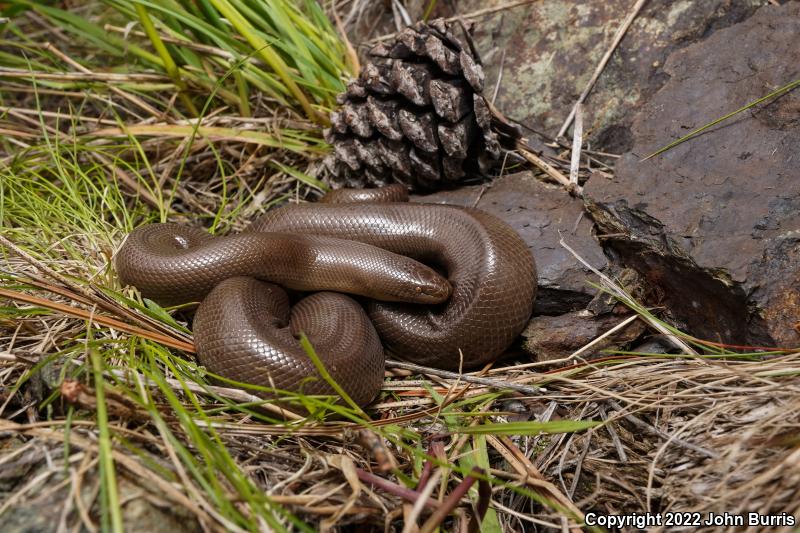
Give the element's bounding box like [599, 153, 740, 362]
[172, 235, 191, 249]
[405, 264, 451, 303]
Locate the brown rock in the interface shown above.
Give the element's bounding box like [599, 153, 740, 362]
[457, 0, 764, 151]
[584, 3, 800, 346]
[524, 268, 647, 359]
[413, 171, 607, 314]
[523, 310, 644, 361]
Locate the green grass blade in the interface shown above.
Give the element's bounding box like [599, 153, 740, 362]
[133, 3, 198, 115]
[90, 347, 124, 533]
[644, 78, 800, 160]
[207, 0, 323, 123]
[270, 161, 329, 192]
[460, 437, 503, 532]
[454, 419, 601, 436]
[298, 332, 366, 417]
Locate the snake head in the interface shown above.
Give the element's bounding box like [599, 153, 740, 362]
[407, 265, 452, 304]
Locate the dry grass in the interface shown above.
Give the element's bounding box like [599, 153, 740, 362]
[3, 284, 799, 531]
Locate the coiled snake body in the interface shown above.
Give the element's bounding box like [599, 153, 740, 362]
[116, 186, 537, 407]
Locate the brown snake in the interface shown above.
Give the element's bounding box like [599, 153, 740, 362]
[115, 185, 537, 407]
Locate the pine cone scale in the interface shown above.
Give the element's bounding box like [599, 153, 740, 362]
[398, 109, 438, 153]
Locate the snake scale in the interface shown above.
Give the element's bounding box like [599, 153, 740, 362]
[115, 185, 537, 407]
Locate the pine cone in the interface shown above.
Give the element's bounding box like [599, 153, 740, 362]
[323, 18, 520, 192]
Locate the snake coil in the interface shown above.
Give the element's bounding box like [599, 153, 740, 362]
[116, 185, 537, 407]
